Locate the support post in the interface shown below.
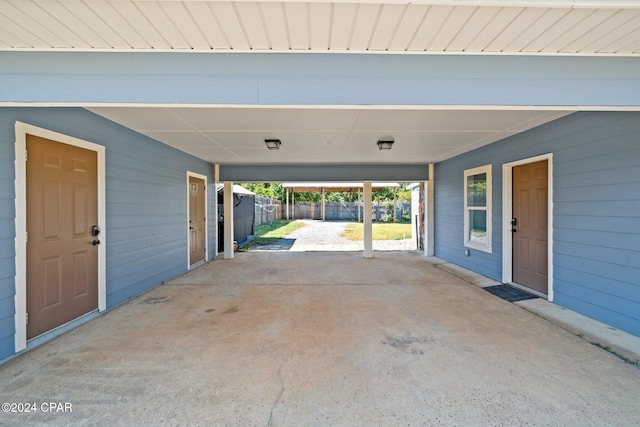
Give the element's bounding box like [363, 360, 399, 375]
[213, 164, 219, 258]
[223, 181, 234, 259]
[322, 188, 326, 221]
[286, 188, 289, 220]
[426, 164, 435, 256]
[393, 187, 397, 223]
[363, 181, 373, 258]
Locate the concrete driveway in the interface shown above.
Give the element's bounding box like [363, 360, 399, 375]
[1, 252, 639, 426]
[250, 219, 416, 251]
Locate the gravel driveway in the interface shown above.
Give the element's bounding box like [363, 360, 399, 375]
[252, 219, 416, 251]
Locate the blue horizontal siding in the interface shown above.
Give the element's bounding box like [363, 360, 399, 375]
[0, 335, 13, 361]
[0, 107, 216, 359]
[2, 52, 639, 107]
[435, 111, 640, 336]
[554, 286, 640, 337]
[0, 277, 14, 300]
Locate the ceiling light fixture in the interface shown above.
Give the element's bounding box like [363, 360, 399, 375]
[265, 139, 282, 150]
[377, 138, 394, 151]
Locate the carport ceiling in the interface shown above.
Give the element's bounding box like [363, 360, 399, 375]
[87, 107, 572, 164]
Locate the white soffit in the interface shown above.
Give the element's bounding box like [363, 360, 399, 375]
[1, 1, 639, 55]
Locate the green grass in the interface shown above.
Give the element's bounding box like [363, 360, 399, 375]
[342, 223, 412, 241]
[249, 220, 306, 246]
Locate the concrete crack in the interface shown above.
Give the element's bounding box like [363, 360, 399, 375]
[268, 322, 298, 427]
[267, 354, 289, 427]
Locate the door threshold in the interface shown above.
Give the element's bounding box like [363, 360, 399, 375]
[189, 260, 206, 269]
[26, 310, 101, 349]
[509, 282, 548, 299]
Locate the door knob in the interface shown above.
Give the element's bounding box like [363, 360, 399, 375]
[92, 240, 101, 245]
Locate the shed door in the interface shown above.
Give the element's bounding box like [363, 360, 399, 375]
[512, 160, 548, 294]
[26, 135, 99, 339]
[189, 176, 206, 266]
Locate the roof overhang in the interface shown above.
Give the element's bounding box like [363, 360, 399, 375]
[0, 1, 639, 56]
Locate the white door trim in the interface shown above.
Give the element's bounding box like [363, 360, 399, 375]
[187, 171, 208, 269]
[14, 122, 107, 352]
[502, 153, 554, 301]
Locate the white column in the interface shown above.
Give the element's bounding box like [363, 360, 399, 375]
[223, 181, 234, 259]
[213, 165, 219, 258]
[363, 180, 373, 258]
[286, 188, 289, 220]
[358, 188, 361, 223]
[393, 187, 397, 222]
[426, 164, 435, 256]
[322, 188, 326, 221]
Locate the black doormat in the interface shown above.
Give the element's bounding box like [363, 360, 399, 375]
[484, 285, 539, 303]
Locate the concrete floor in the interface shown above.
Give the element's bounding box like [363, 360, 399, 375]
[1, 251, 639, 426]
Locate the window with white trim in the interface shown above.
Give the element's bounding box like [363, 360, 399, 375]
[464, 165, 492, 253]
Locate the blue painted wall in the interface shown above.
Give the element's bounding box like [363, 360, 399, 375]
[0, 108, 215, 360]
[434, 112, 640, 336]
[2, 52, 639, 106]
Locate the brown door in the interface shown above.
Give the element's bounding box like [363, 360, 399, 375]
[26, 135, 99, 339]
[512, 160, 548, 294]
[189, 176, 206, 266]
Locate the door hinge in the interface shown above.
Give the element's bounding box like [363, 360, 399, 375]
[25, 231, 28, 243]
[25, 313, 28, 325]
[25, 150, 28, 161]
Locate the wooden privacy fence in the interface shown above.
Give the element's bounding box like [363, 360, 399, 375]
[288, 201, 411, 221]
[254, 195, 283, 226]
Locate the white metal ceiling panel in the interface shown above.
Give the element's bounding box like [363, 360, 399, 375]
[368, 4, 405, 51]
[12, 0, 88, 48]
[409, 5, 452, 51]
[184, 1, 230, 49]
[502, 8, 568, 52]
[159, 1, 210, 49]
[0, 14, 42, 47]
[466, 7, 523, 52]
[523, 8, 595, 53]
[386, 5, 428, 51]
[235, 2, 270, 50]
[2, 1, 67, 47]
[110, 1, 168, 49]
[86, 1, 150, 49]
[429, 6, 476, 52]
[553, 9, 618, 53]
[213, 2, 250, 50]
[561, 10, 638, 53]
[260, 3, 289, 49]
[599, 14, 640, 53]
[40, 1, 110, 48]
[0, 26, 26, 48]
[350, 3, 381, 51]
[1, 1, 638, 55]
[136, 1, 191, 49]
[284, 3, 309, 50]
[330, 3, 357, 50]
[447, 6, 499, 52]
[484, 7, 548, 53]
[309, 3, 331, 50]
[62, 0, 130, 48]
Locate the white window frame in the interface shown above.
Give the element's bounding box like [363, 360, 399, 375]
[464, 164, 492, 253]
